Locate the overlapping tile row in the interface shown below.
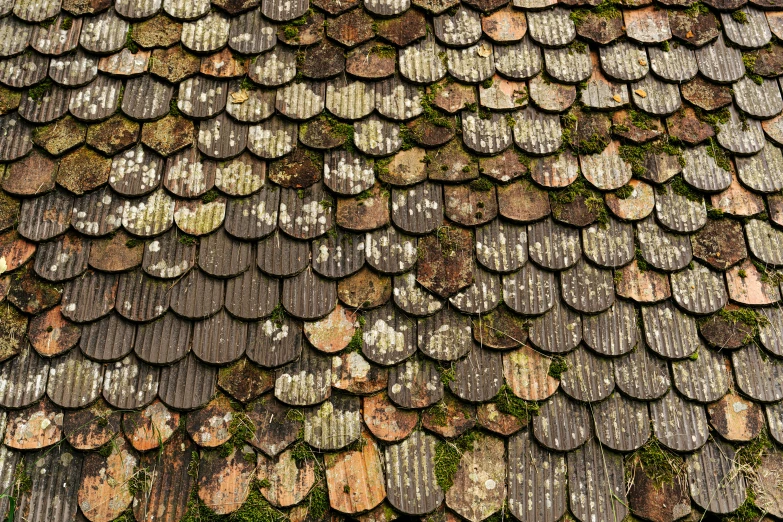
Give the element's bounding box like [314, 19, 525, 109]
[2, 0, 783, 519]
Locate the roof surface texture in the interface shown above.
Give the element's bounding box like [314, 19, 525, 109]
[1, 0, 783, 520]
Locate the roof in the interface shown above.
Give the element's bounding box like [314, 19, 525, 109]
[1, 0, 783, 520]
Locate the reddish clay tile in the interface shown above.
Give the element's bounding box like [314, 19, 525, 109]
[711, 173, 766, 217]
[605, 179, 655, 220]
[278, 10, 324, 45]
[707, 391, 764, 442]
[269, 148, 322, 188]
[150, 45, 201, 83]
[0, 231, 36, 272]
[97, 48, 151, 76]
[327, 9, 375, 47]
[2, 150, 57, 196]
[473, 305, 528, 349]
[246, 394, 302, 456]
[7, 266, 62, 314]
[257, 447, 316, 507]
[0, 275, 9, 301]
[304, 304, 357, 353]
[379, 147, 427, 185]
[325, 432, 386, 514]
[681, 77, 732, 111]
[186, 393, 234, 447]
[463, 0, 508, 10]
[416, 226, 474, 298]
[199, 446, 256, 514]
[0, 305, 28, 361]
[691, 218, 747, 270]
[363, 392, 418, 442]
[300, 40, 346, 78]
[615, 260, 672, 303]
[346, 42, 397, 79]
[88, 231, 144, 273]
[64, 399, 120, 450]
[332, 351, 389, 394]
[628, 463, 691, 522]
[552, 193, 601, 227]
[612, 110, 663, 143]
[78, 437, 137, 522]
[406, 118, 455, 148]
[141, 115, 195, 157]
[479, 149, 528, 182]
[446, 434, 506, 521]
[432, 80, 476, 114]
[122, 399, 180, 451]
[769, 194, 783, 226]
[666, 107, 715, 145]
[336, 184, 390, 231]
[133, 14, 183, 48]
[4, 398, 63, 450]
[32, 116, 87, 156]
[497, 180, 551, 222]
[726, 259, 781, 305]
[477, 402, 524, 436]
[134, 430, 195, 522]
[337, 267, 392, 308]
[27, 305, 80, 357]
[201, 48, 248, 78]
[376, 9, 427, 46]
[576, 11, 624, 44]
[422, 393, 476, 438]
[218, 358, 275, 403]
[481, 7, 527, 42]
[669, 8, 720, 47]
[503, 344, 559, 401]
[699, 305, 754, 349]
[444, 183, 498, 226]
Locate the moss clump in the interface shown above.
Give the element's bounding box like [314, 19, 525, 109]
[629, 110, 654, 131]
[706, 203, 725, 219]
[28, 79, 53, 101]
[125, 26, 138, 53]
[418, 85, 454, 129]
[627, 436, 686, 488]
[569, 40, 587, 54]
[346, 326, 363, 352]
[218, 410, 256, 458]
[438, 364, 456, 385]
[547, 356, 568, 380]
[201, 189, 220, 203]
[178, 234, 196, 246]
[370, 44, 396, 59]
[469, 177, 494, 192]
[717, 307, 769, 343]
[635, 248, 649, 272]
[619, 140, 685, 178]
[614, 184, 634, 199]
[493, 384, 540, 423]
[550, 178, 609, 225]
[752, 260, 783, 285]
[569, 0, 621, 26]
[434, 430, 481, 491]
[60, 16, 73, 30]
[684, 2, 709, 16]
[125, 238, 141, 248]
[732, 10, 748, 23]
[562, 111, 610, 155]
[39, 17, 56, 28]
[660, 40, 670, 52]
[269, 303, 286, 328]
[668, 176, 701, 202]
[696, 107, 730, 129]
[169, 97, 181, 116]
[425, 401, 449, 427]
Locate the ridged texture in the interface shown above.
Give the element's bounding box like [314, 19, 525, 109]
[512, 106, 561, 154]
[16, 447, 82, 522]
[532, 391, 591, 451]
[384, 431, 444, 516]
[732, 344, 783, 402]
[247, 316, 303, 367]
[650, 388, 709, 452]
[696, 34, 745, 83]
[502, 263, 555, 315]
[687, 440, 747, 514]
[560, 259, 614, 314]
[0, 344, 49, 408]
[62, 271, 118, 323]
[582, 300, 638, 356]
[192, 309, 247, 364]
[46, 349, 103, 408]
[671, 344, 728, 403]
[599, 40, 648, 81]
[303, 395, 361, 450]
[529, 297, 581, 353]
[559, 344, 614, 402]
[508, 431, 567, 522]
[592, 392, 650, 452]
[79, 314, 136, 362]
[274, 345, 331, 405]
[122, 75, 173, 122]
[449, 344, 502, 402]
[736, 142, 783, 193]
[670, 262, 727, 314]
[567, 439, 627, 522]
[390, 182, 443, 235]
[648, 44, 698, 82]
[135, 312, 193, 364]
[613, 340, 671, 400]
[102, 354, 160, 409]
[157, 353, 216, 410]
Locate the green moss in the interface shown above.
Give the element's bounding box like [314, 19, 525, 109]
[399, 123, 417, 151]
[218, 411, 256, 458]
[689, 350, 699, 360]
[547, 355, 568, 380]
[201, 189, 220, 203]
[660, 40, 670, 52]
[370, 44, 396, 58]
[669, 176, 701, 202]
[752, 260, 783, 285]
[425, 401, 449, 426]
[562, 111, 609, 155]
[169, 96, 181, 116]
[39, 17, 56, 28]
[696, 107, 730, 129]
[684, 2, 710, 16]
[635, 248, 649, 272]
[481, 78, 494, 90]
[706, 203, 725, 219]
[125, 25, 138, 53]
[28, 79, 53, 101]
[723, 491, 764, 522]
[125, 238, 141, 248]
[178, 234, 196, 246]
[569, 40, 587, 54]
[469, 177, 494, 192]
[717, 307, 769, 343]
[732, 10, 748, 23]
[60, 16, 73, 30]
[346, 326, 363, 352]
[738, 268, 748, 278]
[434, 430, 481, 491]
[492, 384, 540, 423]
[270, 303, 286, 328]
[626, 436, 685, 488]
[614, 184, 634, 199]
[569, 0, 621, 26]
[128, 467, 153, 496]
[550, 178, 609, 225]
[238, 77, 255, 91]
[619, 140, 685, 178]
[629, 110, 653, 130]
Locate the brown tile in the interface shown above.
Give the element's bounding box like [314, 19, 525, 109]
[88, 230, 144, 272]
[691, 218, 747, 270]
[472, 303, 527, 349]
[4, 397, 62, 450]
[422, 392, 476, 438]
[63, 0, 111, 15]
[7, 265, 63, 314]
[755, 453, 783, 518]
[503, 344, 559, 401]
[63, 398, 120, 450]
[478, 149, 528, 182]
[575, 10, 624, 44]
[150, 45, 201, 83]
[201, 48, 248, 78]
[332, 351, 389, 394]
[726, 259, 781, 305]
[681, 77, 732, 111]
[431, 80, 476, 114]
[186, 393, 234, 447]
[278, 10, 324, 45]
[336, 184, 390, 232]
[327, 9, 375, 47]
[337, 266, 392, 309]
[710, 173, 766, 217]
[134, 430, 195, 522]
[615, 260, 672, 303]
[122, 398, 180, 451]
[363, 392, 418, 442]
[628, 461, 691, 522]
[0, 192, 20, 233]
[246, 394, 302, 456]
[497, 179, 550, 222]
[666, 107, 715, 145]
[97, 48, 150, 76]
[133, 14, 182, 47]
[699, 305, 753, 350]
[303, 303, 357, 353]
[218, 358, 274, 403]
[325, 431, 386, 514]
[77, 437, 137, 522]
[707, 391, 764, 442]
[406, 118, 455, 147]
[300, 40, 346, 78]
[482, 7, 527, 42]
[445, 434, 506, 521]
[27, 305, 80, 357]
[0, 230, 36, 273]
[416, 226, 474, 298]
[476, 402, 524, 436]
[444, 182, 497, 226]
[198, 446, 256, 514]
[376, 9, 427, 46]
[2, 150, 57, 196]
[669, 7, 720, 46]
[612, 109, 663, 143]
[141, 114, 195, 157]
[268, 147, 322, 188]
